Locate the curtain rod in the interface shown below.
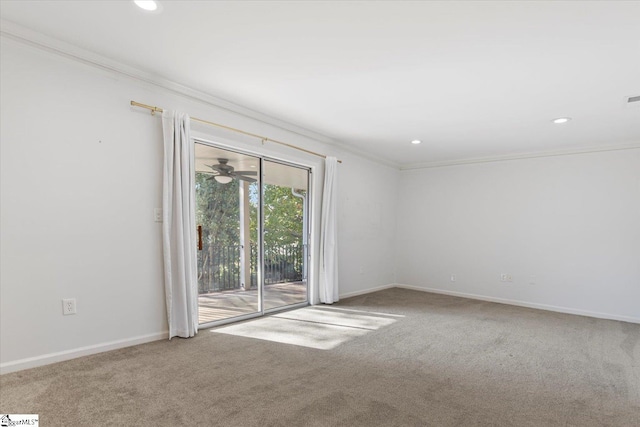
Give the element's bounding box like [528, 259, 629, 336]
[130, 101, 342, 163]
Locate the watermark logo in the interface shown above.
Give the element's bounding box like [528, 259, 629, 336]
[0, 414, 39, 426]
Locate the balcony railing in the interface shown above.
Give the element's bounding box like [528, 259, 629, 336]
[197, 242, 304, 294]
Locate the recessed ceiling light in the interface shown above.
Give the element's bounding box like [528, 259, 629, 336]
[134, 0, 159, 12]
[411, 140, 422, 145]
[552, 117, 571, 124]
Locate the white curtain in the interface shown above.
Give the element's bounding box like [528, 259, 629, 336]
[161, 110, 198, 339]
[319, 156, 339, 304]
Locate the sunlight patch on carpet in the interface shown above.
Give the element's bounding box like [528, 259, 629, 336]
[211, 307, 400, 350]
[273, 307, 399, 330]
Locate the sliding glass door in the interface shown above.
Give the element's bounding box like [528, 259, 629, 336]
[195, 144, 261, 324]
[263, 160, 309, 311]
[195, 142, 309, 325]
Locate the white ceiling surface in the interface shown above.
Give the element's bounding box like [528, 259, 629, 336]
[1, 1, 639, 167]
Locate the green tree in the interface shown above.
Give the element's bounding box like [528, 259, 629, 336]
[254, 184, 306, 283]
[195, 173, 241, 246]
[250, 185, 305, 247]
[195, 174, 242, 291]
[264, 185, 304, 246]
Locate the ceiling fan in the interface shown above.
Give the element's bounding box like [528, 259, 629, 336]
[202, 158, 257, 184]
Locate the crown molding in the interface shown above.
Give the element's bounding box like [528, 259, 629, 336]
[400, 142, 640, 170]
[0, 19, 399, 169]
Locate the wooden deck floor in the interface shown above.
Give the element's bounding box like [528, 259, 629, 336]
[198, 281, 308, 324]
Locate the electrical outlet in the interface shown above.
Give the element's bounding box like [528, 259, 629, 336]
[500, 274, 513, 282]
[450, 274, 456, 282]
[62, 298, 77, 315]
[154, 208, 163, 222]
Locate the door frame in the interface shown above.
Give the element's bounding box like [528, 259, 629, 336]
[194, 137, 313, 329]
[261, 156, 311, 315]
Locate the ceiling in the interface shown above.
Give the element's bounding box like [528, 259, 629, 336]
[1, 1, 639, 167]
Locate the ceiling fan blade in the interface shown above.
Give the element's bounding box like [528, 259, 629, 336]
[232, 171, 257, 176]
[236, 175, 257, 183]
[206, 164, 224, 172]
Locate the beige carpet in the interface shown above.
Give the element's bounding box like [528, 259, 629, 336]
[1, 288, 639, 426]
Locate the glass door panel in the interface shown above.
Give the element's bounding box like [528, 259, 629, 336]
[195, 143, 260, 324]
[262, 160, 309, 311]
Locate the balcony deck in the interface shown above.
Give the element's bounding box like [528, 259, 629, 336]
[198, 281, 308, 324]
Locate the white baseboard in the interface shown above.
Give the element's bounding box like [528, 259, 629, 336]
[0, 331, 168, 375]
[339, 283, 396, 300]
[394, 284, 640, 324]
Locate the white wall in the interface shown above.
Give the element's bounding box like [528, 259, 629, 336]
[0, 36, 398, 371]
[396, 150, 640, 322]
[337, 152, 398, 297]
